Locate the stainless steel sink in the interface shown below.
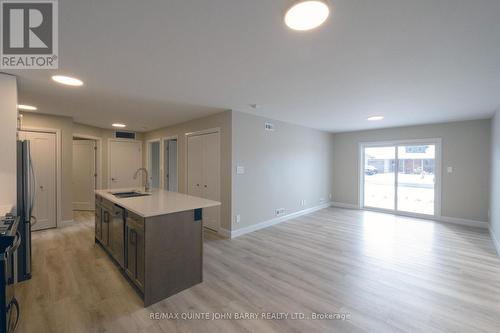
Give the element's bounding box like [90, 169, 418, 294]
[111, 191, 151, 199]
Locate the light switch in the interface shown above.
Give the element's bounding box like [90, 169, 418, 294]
[236, 166, 245, 175]
[447, 166, 453, 173]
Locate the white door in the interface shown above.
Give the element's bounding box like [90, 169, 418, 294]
[187, 132, 220, 231]
[109, 140, 142, 189]
[72, 140, 96, 210]
[202, 132, 220, 231]
[19, 131, 57, 231]
[187, 135, 204, 198]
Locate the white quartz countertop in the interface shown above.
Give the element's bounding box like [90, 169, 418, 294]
[95, 189, 221, 218]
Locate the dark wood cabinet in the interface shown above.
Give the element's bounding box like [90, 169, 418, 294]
[95, 204, 102, 241]
[109, 206, 125, 267]
[95, 193, 205, 307]
[101, 206, 110, 247]
[125, 213, 144, 291]
[97, 199, 125, 269]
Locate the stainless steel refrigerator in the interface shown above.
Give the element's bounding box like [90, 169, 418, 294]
[16, 140, 35, 282]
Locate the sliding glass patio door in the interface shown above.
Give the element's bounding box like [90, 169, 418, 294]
[361, 141, 439, 217]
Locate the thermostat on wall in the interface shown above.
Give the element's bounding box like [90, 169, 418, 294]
[265, 122, 275, 131]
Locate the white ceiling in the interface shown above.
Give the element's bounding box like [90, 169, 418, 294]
[7, 0, 500, 132]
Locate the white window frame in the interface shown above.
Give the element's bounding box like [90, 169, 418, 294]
[358, 138, 442, 219]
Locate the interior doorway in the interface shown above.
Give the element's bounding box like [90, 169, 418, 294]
[19, 130, 57, 231]
[147, 140, 161, 189]
[109, 139, 142, 189]
[163, 137, 178, 191]
[72, 138, 97, 211]
[187, 130, 220, 231]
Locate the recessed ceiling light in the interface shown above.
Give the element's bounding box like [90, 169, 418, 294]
[367, 115, 384, 121]
[51, 75, 84, 86]
[112, 123, 126, 128]
[17, 104, 37, 111]
[284, 1, 331, 31]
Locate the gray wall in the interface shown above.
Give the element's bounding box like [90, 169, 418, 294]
[231, 111, 334, 231]
[332, 119, 491, 223]
[491, 111, 500, 251]
[0, 74, 18, 208]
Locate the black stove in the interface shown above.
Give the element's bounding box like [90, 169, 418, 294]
[0, 216, 15, 237]
[0, 214, 20, 333]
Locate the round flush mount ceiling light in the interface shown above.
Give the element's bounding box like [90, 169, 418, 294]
[51, 75, 84, 86]
[367, 115, 384, 121]
[17, 104, 37, 111]
[284, 1, 331, 31]
[112, 123, 126, 128]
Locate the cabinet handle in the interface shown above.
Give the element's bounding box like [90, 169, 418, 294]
[130, 229, 137, 245]
[204, 185, 207, 188]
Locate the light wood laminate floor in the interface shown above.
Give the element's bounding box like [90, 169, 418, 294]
[15, 208, 500, 333]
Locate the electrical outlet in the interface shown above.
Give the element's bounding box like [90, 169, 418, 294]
[275, 208, 285, 217]
[235, 215, 241, 223]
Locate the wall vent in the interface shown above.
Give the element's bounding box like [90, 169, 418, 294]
[115, 131, 136, 139]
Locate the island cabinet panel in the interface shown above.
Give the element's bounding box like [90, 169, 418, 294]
[95, 203, 102, 241]
[109, 206, 125, 267]
[144, 209, 203, 306]
[125, 212, 145, 292]
[94, 190, 218, 307]
[101, 206, 110, 247]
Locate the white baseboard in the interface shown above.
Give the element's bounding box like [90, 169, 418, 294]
[228, 202, 332, 239]
[489, 228, 500, 256]
[438, 216, 489, 229]
[59, 219, 76, 228]
[331, 202, 359, 210]
[217, 228, 231, 239]
[331, 202, 489, 229]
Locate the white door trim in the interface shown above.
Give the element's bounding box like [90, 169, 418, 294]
[161, 135, 179, 191]
[73, 133, 102, 189]
[107, 138, 143, 188]
[358, 138, 442, 219]
[145, 138, 161, 189]
[19, 127, 62, 227]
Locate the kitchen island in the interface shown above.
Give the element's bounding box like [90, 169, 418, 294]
[94, 189, 220, 306]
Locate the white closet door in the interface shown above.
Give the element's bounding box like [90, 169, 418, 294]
[20, 131, 57, 231]
[72, 140, 96, 210]
[187, 135, 204, 198]
[202, 132, 220, 231]
[109, 140, 142, 189]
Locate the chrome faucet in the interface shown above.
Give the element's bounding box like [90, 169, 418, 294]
[133, 168, 151, 192]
